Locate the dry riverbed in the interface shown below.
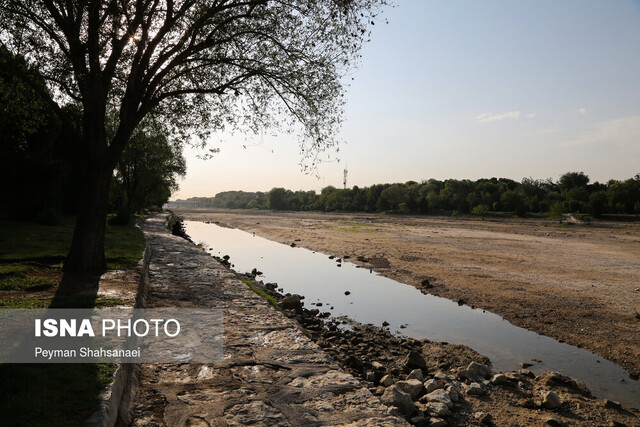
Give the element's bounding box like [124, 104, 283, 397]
[176, 209, 640, 424]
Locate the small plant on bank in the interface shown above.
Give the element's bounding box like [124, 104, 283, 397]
[242, 279, 278, 307]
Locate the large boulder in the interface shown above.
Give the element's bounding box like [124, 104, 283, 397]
[406, 369, 424, 381]
[403, 350, 427, 370]
[395, 379, 423, 399]
[420, 389, 453, 409]
[465, 382, 486, 396]
[542, 391, 562, 409]
[380, 385, 415, 416]
[458, 361, 491, 381]
[279, 295, 302, 314]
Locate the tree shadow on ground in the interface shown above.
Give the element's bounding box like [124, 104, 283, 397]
[0, 272, 114, 426]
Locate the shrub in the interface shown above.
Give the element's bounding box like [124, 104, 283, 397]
[472, 204, 490, 215]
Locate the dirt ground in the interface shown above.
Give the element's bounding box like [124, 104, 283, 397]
[175, 208, 640, 383]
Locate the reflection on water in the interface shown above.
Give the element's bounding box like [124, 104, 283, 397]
[185, 220, 639, 408]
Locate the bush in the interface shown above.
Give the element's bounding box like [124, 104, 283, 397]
[472, 204, 489, 215]
[550, 201, 565, 217]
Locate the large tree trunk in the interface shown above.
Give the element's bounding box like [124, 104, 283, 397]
[63, 158, 113, 273]
[63, 101, 115, 275]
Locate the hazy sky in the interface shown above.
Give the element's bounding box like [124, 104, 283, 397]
[173, 0, 640, 199]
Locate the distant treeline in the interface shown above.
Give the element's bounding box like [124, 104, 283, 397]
[174, 172, 640, 217]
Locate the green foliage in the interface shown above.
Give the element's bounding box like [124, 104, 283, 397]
[0, 48, 78, 220]
[472, 204, 490, 215]
[110, 122, 186, 216]
[268, 188, 289, 210]
[171, 172, 640, 218]
[242, 279, 277, 307]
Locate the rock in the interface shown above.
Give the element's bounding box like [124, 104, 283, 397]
[380, 385, 415, 416]
[542, 391, 562, 409]
[466, 361, 492, 379]
[474, 411, 493, 424]
[446, 385, 460, 402]
[344, 291, 351, 295]
[279, 295, 302, 313]
[395, 379, 423, 399]
[434, 372, 448, 381]
[545, 418, 568, 427]
[420, 389, 452, 409]
[421, 279, 433, 288]
[406, 369, 424, 381]
[403, 350, 427, 370]
[520, 362, 533, 369]
[365, 371, 376, 382]
[410, 414, 428, 426]
[424, 378, 442, 393]
[491, 373, 508, 385]
[290, 242, 296, 247]
[385, 406, 402, 418]
[602, 399, 622, 410]
[426, 401, 450, 417]
[380, 374, 394, 387]
[429, 418, 448, 427]
[466, 382, 486, 396]
[371, 361, 385, 371]
[382, 321, 389, 327]
[345, 355, 365, 374]
[519, 369, 536, 379]
[538, 372, 577, 387]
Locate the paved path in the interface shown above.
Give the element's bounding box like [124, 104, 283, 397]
[131, 215, 406, 426]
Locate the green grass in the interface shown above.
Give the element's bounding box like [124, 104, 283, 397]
[0, 296, 129, 309]
[0, 216, 145, 270]
[242, 279, 278, 307]
[0, 264, 58, 291]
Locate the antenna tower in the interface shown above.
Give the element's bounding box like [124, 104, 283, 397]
[343, 166, 348, 190]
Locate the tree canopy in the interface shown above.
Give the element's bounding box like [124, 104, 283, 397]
[0, 0, 386, 273]
[171, 172, 640, 217]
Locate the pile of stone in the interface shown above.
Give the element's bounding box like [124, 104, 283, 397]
[237, 274, 636, 426]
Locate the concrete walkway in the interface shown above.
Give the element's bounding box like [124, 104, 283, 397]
[131, 215, 406, 426]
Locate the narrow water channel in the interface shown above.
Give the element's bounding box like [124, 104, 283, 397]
[185, 220, 639, 408]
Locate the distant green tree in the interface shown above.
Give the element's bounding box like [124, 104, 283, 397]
[500, 189, 527, 216]
[588, 191, 608, 217]
[559, 172, 590, 192]
[268, 188, 288, 211]
[111, 125, 186, 220]
[377, 184, 409, 212]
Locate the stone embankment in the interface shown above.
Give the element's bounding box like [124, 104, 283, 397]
[130, 214, 406, 426]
